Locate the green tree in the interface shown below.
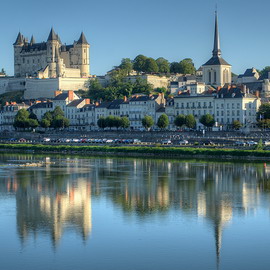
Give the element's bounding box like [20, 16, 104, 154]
[185, 114, 196, 129]
[105, 116, 115, 129]
[144, 58, 159, 73]
[259, 66, 270, 79]
[114, 117, 122, 129]
[120, 117, 130, 129]
[179, 58, 196, 74]
[52, 106, 65, 118]
[258, 103, 270, 120]
[40, 119, 51, 129]
[1, 68, 6, 75]
[28, 119, 39, 129]
[174, 114, 186, 128]
[51, 116, 69, 129]
[13, 109, 30, 130]
[232, 120, 242, 130]
[170, 62, 182, 73]
[133, 78, 153, 95]
[119, 58, 133, 75]
[156, 57, 170, 73]
[258, 119, 270, 129]
[97, 117, 106, 129]
[200, 114, 215, 128]
[157, 114, 169, 129]
[133, 55, 147, 73]
[256, 139, 264, 150]
[142, 115, 154, 130]
[29, 112, 38, 120]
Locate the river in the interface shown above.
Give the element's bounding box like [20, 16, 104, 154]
[0, 154, 270, 270]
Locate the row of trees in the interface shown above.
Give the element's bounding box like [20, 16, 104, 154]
[119, 56, 196, 75]
[14, 106, 69, 130]
[87, 76, 154, 102]
[97, 116, 130, 129]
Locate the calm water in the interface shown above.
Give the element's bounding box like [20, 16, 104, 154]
[0, 154, 270, 270]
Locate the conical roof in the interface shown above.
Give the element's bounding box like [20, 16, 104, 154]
[77, 32, 89, 45]
[14, 32, 24, 46]
[30, 35, 36, 44]
[47, 28, 58, 41]
[212, 12, 221, 57]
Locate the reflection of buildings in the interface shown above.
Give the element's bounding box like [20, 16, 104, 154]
[0, 159, 92, 246]
[1, 155, 270, 261]
[16, 179, 92, 245]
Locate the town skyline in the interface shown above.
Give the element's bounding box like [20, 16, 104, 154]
[0, 0, 269, 76]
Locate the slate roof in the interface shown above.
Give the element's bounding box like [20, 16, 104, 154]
[29, 102, 53, 109]
[129, 95, 159, 102]
[53, 93, 68, 101]
[77, 32, 89, 45]
[14, 32, 24, 45]
[203, 56, 231, 66]
[216, 87, 256, 98]
[67, 99, 85, 107]
[47, 28, 58, 41]
[107, 99, 124, 110]
[238, 68, 257, 78]
[21, 42, 47, 52]
[156, 107, 165, 113]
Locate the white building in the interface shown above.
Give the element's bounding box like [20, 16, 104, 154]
[0, 102, 30, 131]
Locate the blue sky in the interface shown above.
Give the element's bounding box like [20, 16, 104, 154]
[0, 0, 269, 76]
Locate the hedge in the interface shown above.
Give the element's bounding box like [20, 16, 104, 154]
[0, 143, 270, 158]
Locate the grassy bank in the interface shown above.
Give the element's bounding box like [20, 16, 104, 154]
[1, 143, 270, 160]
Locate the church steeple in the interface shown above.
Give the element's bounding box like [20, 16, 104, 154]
[212, 11, 221, 57]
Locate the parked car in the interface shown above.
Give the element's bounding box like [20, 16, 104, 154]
[18, 138, 26, 143]
[106, 139, 114, 143]
[204, 140, 214, 146]
[43, 137, 51, 142]
[246, 141, 258, 146]
[161, 139, 172, 145]
[235, 141, 246, 146]
[179, 140, 189, 145]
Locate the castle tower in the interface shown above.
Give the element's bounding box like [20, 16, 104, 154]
[47, 28, 60, 78]
[55, 47, 63, 77]
[76, 32, 90, 77]
[13, 32, 24, 77]
[202, 12, 232, 87]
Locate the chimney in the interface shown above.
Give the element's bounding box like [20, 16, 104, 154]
[5, 102, 9, 106]
[217, 86, 221, 91]
[54, 90, 62, 97]
[227, 85, 231, 91]
[255, 90, 260, 98]
[124, 96, 127, 102]
[95, 101, 99, 106]
[68, 90, 74, 101]
[85, 98, 90, 105]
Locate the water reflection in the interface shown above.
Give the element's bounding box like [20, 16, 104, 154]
[1, 154, 270, 267]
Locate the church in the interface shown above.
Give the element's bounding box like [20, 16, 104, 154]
[14, 28, 90, 79]
[202, 12, 232, 87]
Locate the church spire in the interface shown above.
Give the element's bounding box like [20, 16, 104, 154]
[212, 11, 221, 57]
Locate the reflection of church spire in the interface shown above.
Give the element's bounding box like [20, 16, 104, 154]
[214, 221, 222, 270]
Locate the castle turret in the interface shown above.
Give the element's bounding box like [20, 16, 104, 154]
[47, 28, 60, 77]
[55, 47, 63, 77]
[76, 32, 90, 77]
[30, 35, 36, 45]
[14, 32, 24, 77]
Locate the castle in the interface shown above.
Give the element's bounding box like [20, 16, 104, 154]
[14, 28, 90, 79]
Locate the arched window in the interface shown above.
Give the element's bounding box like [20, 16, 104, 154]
[214, 71, 217, 83]
[208, 71, 211, 84]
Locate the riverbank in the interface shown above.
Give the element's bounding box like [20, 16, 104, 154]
[1, 143, 270, 161]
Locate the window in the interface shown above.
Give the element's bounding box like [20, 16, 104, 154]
[208, 71, 211, 83]
[214, 71, 217, 83]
